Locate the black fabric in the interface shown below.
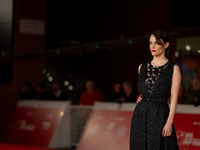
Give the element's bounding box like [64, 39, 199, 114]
[130, 60, 179, 150]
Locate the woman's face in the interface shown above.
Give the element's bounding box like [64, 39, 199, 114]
[149, 35, 167, 57]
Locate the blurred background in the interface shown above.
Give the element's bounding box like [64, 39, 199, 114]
[0, 0, 200, 149]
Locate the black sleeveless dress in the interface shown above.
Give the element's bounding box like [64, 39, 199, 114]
[130, 60, 179, 150]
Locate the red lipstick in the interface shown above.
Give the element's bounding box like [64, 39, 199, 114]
[151, 50, 156, 52]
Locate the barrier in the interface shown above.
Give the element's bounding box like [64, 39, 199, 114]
[3, 100, 71, 148]
[3, 100, 93, 148]
[120, 102, 137, 111]
[176, 104, 200, 114]
[70, 105, 93, 146]
[3, 101, 200, 149]
[70, 101, 121, 146]
[174, 104, 200, 150]
[94, 102, 120, 110]
[77, 109, 132, 150]
[77, 103, 200, 150]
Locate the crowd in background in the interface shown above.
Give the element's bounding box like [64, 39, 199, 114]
[180, 78, 200, 106]
[19, 82, 69, 101]
[19, 80, 137, 105]
[19, 78, 200, 106]
[108, 82, 137, 103]
[79, 80, 137, 105]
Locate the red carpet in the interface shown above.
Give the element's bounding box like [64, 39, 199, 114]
[0, 143, 57, 150]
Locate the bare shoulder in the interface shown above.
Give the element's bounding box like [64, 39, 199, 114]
[173, 64, 181, 79]
[138, 63, 143, 74]
[173, 64, 181, 73]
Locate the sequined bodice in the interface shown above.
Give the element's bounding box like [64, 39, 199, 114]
[145, 62, 169, 96]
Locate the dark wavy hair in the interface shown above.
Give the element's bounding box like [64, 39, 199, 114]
[150, 30, 175, 58]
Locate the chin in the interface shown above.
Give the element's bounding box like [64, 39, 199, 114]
[151, 51, 163, 56]
[151, 53, 156, 56]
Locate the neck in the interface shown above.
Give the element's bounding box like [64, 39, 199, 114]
[152, 55, 168, 65]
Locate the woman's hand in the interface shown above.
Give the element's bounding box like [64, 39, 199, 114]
[136, 95, 142, 103]
[162, 122, 172, 137]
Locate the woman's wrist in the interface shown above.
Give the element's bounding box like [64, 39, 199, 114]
[166, 120, 173, 124]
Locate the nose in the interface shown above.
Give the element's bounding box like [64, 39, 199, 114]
[151, 43, 156, 48]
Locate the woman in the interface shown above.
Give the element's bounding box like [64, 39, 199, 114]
[109, 82, 123, 102]
[130, 30, 181, 150]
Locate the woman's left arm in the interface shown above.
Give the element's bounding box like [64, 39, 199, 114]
[162, 64, 181, 137]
